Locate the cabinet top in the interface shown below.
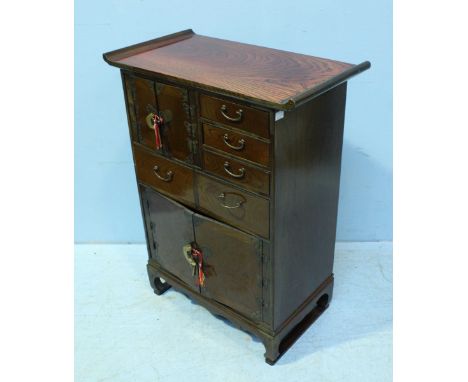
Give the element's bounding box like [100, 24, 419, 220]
[103, 29, 370, 110]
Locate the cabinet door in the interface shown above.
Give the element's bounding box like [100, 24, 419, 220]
[156, 82, 194, 163]
[144, 188, 197, 290]
[193, 214, 263, 321]
[130, 75, 194, 163]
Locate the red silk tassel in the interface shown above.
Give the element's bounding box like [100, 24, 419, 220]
[153, 114, 164, 150]
[191, 247, 205, 286]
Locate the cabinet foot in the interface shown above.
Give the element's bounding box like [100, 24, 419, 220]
[147, 266, 172, 295]
[262, 290, 331, 365]
[263, 338, 281, 365]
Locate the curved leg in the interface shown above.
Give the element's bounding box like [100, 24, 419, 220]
[152, 276, 171, 295]
[147, 266, 172, 295]
[263, 337, 281, 365]
[263, 290, 333, 365]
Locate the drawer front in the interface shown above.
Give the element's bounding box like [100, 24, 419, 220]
[199, 94, 270, 139]
[196, 174, 269, 238]
[202, 123, 270, 167]
[203, 150, 270, 196]
[134, 145, 195, 206]
[194, 214, 263, 321]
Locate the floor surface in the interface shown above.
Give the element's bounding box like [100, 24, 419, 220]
[75, 242, 392, 381]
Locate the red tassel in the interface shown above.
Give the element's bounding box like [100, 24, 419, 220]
[153, 114, 164, 150]
[191, 247, 205, 286]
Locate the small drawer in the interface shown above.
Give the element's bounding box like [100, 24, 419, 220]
[203, 150, 270, 196]
[133, 145, 195, 206]
[199, 94, 270, 139]
[196, 174, 269, 238]
[202, 123, 270, 167]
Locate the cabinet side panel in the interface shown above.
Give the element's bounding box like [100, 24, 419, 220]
[273, 83, 347, 328]
[120, 70, 153, 261]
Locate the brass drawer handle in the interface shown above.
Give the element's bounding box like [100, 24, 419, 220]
[217, 192, 244, 209]
[153, 165, 173, 182]
[220, 104, 243, 122]
[223, 133, 245, 150]
[223, 161, 245, 179]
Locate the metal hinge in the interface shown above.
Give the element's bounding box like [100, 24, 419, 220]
[183, 102, 196, 116]
[260, 252, 264, 264]
[256, 296, 266, 307]
[155, 82, 164, 96]
[184, 120, 197, 136]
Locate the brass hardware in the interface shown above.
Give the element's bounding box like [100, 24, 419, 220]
[220, 104, 243, 122]
[183, 244, 196, 275]
[146, 110, 172, 129]
[223, 133, 245, 150]
[153, 165, 174, 182]
[223, 161, 245, 179]
[146, 113, 156, 130]
[217, 192, 244, 209]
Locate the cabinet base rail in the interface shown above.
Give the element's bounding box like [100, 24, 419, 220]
[147, 261, 334, 364]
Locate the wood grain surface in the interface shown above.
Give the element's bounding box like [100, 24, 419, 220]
[199, 93, 270, 138]
[196, 174, 270, 238]
[104, 30, 369, 109]
[194, 214, 263, 321]
[202, 123, 270, 167]
[202, 149, 270, 195]
[133, 145, 195, 206]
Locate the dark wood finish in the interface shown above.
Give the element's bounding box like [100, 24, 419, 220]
[143, 188, 198, 290]
[196, 173, 270, 239]
[202, 123, 270, 167]
[147, 260, 333, 364]
[125, 74, 195, 164]
[202, 149, 270, 195]
[156, 81, 194, 163]
[272, 83, 347, 327]
[133, 144, 195, 206]
[194, 214, 263, 321]
[199, 94, 270, 138]
[104, 30, 370, 110]
[104, 30, 370, 364]
[132, 75, 157, 149]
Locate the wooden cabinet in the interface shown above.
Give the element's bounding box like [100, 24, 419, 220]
[104, 29, 370, 364]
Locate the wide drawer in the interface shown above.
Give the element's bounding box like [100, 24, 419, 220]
[134, 145, 195, 206]
[199, 94, 270, 139]
[196, 174, 269, 238]
[202, 123, 270, 167]
[203, 150, 270, 196]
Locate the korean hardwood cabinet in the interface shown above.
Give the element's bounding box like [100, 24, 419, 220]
[103, 29, 370, 364]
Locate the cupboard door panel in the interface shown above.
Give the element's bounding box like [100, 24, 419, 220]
[194, 214, 263, 321]
[133, 76, 158, 150]
[128, 75, 194, 164]
[156, 82, 194, 163]
[144, 188, 197, 290]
